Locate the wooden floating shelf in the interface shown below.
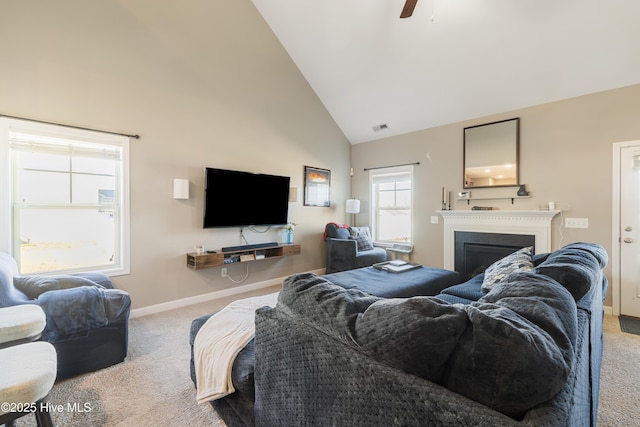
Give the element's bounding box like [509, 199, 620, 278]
[457, 196, 531, 205]
[186, 244, 301, 270]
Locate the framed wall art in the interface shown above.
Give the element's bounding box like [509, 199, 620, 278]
[303, 166, 330, 207]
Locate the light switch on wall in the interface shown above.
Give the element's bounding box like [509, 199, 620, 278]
[431, 216, 439, 224]
[565, 218, 589, 228]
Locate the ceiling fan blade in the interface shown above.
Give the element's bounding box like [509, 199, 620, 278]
[400, 0, 418, 18]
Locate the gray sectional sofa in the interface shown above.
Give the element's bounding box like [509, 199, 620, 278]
[190, 265, 461, 426]
[254, 242, 607, 426]
[191, 242, 606, 426]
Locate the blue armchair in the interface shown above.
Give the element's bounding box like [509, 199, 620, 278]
[324, 223, 387, 273]
[0, 252, 130, 379]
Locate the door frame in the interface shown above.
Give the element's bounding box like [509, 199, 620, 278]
[612, 140, 640, 316]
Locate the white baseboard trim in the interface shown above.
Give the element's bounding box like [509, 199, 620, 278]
[603, 305, 613, 316]
[130, 268, 325, 319]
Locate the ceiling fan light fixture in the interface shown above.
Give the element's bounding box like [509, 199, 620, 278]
[400, 0, 418, 19]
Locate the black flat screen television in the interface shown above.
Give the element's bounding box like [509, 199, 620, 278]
[203, 167, 290, 228]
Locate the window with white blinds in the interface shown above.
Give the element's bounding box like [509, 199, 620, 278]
[369, 165, 413, 243]
[0, 117, 130, 275]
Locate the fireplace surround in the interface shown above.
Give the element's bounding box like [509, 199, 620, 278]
[438, 210, 560, 273]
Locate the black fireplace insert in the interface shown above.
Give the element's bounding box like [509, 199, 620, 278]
[454, 231, 535, 281]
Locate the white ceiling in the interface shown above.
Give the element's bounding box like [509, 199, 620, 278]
[251, 0, 640, 144]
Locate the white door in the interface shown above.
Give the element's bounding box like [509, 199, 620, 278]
[619, 144, 640, 318]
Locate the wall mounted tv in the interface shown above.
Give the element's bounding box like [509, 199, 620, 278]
[203, 167, 290, 228]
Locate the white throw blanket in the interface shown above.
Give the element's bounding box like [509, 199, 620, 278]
[194, 292, 279, 404]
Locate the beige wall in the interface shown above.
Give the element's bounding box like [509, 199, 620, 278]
[2, 2, 638, 310]
[0, 1, 351, 308]
[352, 84, 640, 306]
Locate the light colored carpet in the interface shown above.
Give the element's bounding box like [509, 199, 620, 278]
[16, 286, 280, 427]
[597, 313, 640, 427]
[13, 296, 639, 426]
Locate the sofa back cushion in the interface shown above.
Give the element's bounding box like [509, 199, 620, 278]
[355, 297, 468, 382]
[278, 273, 379, 343]
[324, 223, 351, 240]
[14, 275, 103, 299]
[279, 273, 468, 382]
[534, 242, 607, 301]
[442, 272, 577, 417]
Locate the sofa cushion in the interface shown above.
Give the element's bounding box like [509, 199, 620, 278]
[534, 242, 606, 301]
[481, 246, 533, 292]
[443, 272, 577, 416]
[38, 286, 110, 340]
[562, 242, 608, 268]
[350, 226, 375, 251]
[280, 273, 469, 382]
[231, 338, 257, 399]
[277, 273, 380, 342]
[355, 297, 468, 382]
[324, 223, 351, 240]
[14, 275, 103, 299]
[440, 274, 486, 301]
[325, 265, 461, 299]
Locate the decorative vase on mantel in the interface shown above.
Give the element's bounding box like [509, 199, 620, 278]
[517, 184, 529, 196]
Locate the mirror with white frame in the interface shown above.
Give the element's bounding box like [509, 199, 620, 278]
[463, 118, 520, 189]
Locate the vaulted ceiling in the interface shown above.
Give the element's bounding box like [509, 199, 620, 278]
[252, 0, 640, 144]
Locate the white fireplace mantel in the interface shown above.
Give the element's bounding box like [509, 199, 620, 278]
[437, 210, 561, 270]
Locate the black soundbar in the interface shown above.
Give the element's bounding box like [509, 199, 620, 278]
[221, 242, 279, 252]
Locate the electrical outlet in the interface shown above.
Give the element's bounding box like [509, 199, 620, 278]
[221, 268, 228, 278]
[565, 218, 589, 229]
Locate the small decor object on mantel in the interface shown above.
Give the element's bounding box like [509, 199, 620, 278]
[517, 184, 529, 196]
[441, 187, 452, 210]
[471, 206, 494, 210]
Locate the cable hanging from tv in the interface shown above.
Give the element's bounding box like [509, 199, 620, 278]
[247, 226, 272, 234]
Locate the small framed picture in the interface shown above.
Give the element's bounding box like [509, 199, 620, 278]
[303, 166, 331, 207]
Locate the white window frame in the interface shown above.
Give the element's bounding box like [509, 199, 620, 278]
[369, 165, 414, 244]
[0, 117, 130, 276]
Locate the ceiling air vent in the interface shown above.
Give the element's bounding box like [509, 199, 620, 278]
[372, 123, 389, 132]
